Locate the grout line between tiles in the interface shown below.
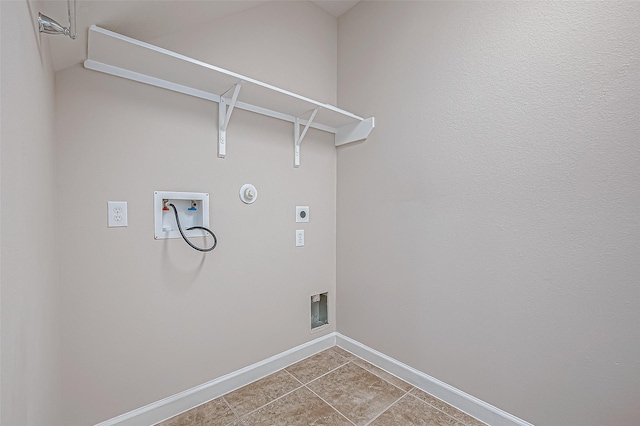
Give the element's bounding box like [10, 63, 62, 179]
[229, 350, 353, 423]
[153, 396, 217, 426]
[345, 351, 479, 426]
[348, 360, 414, 395]
[282, 367, 305, 386]
[219, 365, 306, 421]
[156, 348, 482, 426]
[299, 356, 412, 426]
[414, 391, 488, 426]
[362, 386, 413, 426]
[303, 384, 357, 426]
[406, 391, 468, 426]
[329, 346, 358, 361]
[349, 354, 413, 387]
[221, 395, 243, 424]
[234, 382, 306, 421]
[286, 357, 351, 387]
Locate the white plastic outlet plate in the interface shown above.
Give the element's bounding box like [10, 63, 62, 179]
[107, 201, 128, 227]
[296, 206, 309, 223]
[296, 229, 304, 247]
[154, 191, 209, 240]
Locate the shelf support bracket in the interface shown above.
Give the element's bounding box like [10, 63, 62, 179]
[218, 82, 242, 158]
[294, 108, 319, 168]
[335, 117, 375, 146]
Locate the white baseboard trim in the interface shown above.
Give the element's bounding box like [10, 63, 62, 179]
[96, 332, 532, 426]
[94, 333, 336, 426]
[335, 333, 534, 426]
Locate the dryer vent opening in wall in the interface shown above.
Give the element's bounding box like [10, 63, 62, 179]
[311, 293, 328, 330]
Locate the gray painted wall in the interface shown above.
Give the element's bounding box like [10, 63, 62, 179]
[1, 1, 61, 424]
[55, 2, 337, 424]
[4, 2, 640, 425]
[337, 2, 640, 425]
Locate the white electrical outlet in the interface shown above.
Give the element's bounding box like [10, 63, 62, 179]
[296, 229, 304, 247]
[108, 201, 128, 227]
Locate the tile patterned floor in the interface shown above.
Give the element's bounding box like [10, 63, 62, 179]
[156, 346, 487, 426]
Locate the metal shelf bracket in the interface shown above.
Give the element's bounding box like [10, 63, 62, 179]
[218, 82, 242, 158]
[294, 108, 319, 168]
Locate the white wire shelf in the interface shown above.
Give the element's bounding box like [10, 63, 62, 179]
[84, 25, 374, 167]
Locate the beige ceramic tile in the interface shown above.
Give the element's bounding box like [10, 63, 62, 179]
[370, 394, 463, 426]
[306, 362, 406, 425]
[242, 386, 352, 426]
[330, 346, 357, 360]
[223, 369, 301, 417]
[206, 420, 242, 426]
[410, 388, 487, 426]
[351, 358, 414, 392]
[156, 397, 238, 426]
[285, 349, 349, 384]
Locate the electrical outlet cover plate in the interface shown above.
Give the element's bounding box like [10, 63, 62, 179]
[108, 201, 128, 227]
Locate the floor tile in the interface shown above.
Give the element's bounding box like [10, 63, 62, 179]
[223, 369, 301, 417]
[155, 349, 488, 426]
[351, 358, 414, 392]
[156, 397, 238, 426]
[410, 388, 487, 426]
[330, 346, 357, 360]
[370, 394, 463, 425]
[242, 386, 352, 426]
[306, 362, 406, 425]
[285, 349, 349, 384]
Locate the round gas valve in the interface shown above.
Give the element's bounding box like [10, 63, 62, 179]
[239, 184, 258, 204]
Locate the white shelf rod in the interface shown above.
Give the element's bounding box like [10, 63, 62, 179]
[84, 60, 336, 135]
[87, 26, 364, 121]
[218, 82, 242, 158]
[84, 26, 375, 166]
[294, 108, 319, 168]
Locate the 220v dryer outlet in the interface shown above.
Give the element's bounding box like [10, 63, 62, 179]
[296, 206, 309, 223]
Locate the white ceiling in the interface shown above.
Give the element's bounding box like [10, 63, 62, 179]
[39, 0, 360, 72]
